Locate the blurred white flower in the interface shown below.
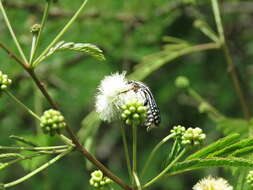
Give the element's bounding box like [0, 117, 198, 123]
[193, 176, 233, 190]
[95, 72, 145, 122]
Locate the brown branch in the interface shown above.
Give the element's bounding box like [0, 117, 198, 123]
[0, 41, 132, 190]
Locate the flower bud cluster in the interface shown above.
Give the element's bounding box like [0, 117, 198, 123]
[171, 125, 206, 146]
[89, 170, 113, 188]
[181, 127, 206, 146]
[170, 125, 186, 138]
[0, 71, 12, 91]
[121, 100, 147, 126]
[40, 109, 66, 136]
[247, 170, 253, 186]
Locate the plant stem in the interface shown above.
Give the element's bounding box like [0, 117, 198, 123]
[0, 145, 68, 151]
[133, 171, 142, 190]
[120, 125, 132, 182]
[0, 153, 46, 171]
[141, 134, 174, 177]
[0, 0, 28, 65]
[3, 148, 73, 188]
[4, 90, 41, 121]
[211, 0, 251, 120]
[0, 41, 29, 70]
[187, 88, 224, 120]
[0, 27, 133, 190]
[132, 124, 137, 179]
[143, 149, 186, 188]
[32, 0, 88, 67]
[30, 0, 51, 64]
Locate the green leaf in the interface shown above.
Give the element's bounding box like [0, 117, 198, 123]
[168, 157, 253, 176]
[207, 137, 253, 158]
[186, 133, 240, 160]
[42, 41, 105, 62]
[128, 43, 219, 81]
[230, 146, 253, 157]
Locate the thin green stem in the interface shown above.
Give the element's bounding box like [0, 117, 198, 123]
[132, 124, 137, 179]
[141, 134, 174, 177]
[59, 134, 75, 147]
[29, 33, 37, 64]
[194, 20, 219, 43]
[120, 125, 132, 182]
[143, 149, 186, 188]
[33, 86, 43, 133]
[0, 0, 28, 65]
[211, 0, 225, 43]
[166, 138, 179, 165]
[0, 153, 46, 171]
[9, 135, 38, 147]
[4, 148, 73, 188]
[211, 0, 251, 120]
[133, 171, 142, 190]
[32, 0, 88, 67]
[0, 145, 68, 151]
[30, 0, 51, 64]
[4, 90, 41, 121]
[187, 88, 224, 120]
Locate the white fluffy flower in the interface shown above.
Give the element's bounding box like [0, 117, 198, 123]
[95, 72, 145, 122]
[193, 176, 233, 190]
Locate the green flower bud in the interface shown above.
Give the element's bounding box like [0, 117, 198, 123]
[30, 24, 41, 34]
[40, 109, 66, 136]
[198, 102, 210, 113]
[247, 170, 253, 186]
[181, 127, 206, 146]
[170, 125, 186, 138]
[89, 170, 113, 189]
[175, 76, 190, 88]
[0, 71, 12, 92]
[120, 100, 147, 126]
[91, 170, 103, 182]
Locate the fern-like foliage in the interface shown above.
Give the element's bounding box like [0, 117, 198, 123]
[40, 41, 105, 62]
[166, 134, 253, 177]
[168, 157, 253, 176]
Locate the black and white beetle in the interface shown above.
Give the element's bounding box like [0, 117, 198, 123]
[128, 80, 160, 130]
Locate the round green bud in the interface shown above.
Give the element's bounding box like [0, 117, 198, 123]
[121, 105, 127, 110]
[0, 71, 12, 92]
[175, 76, 190, 88]
[129, 106, 136, 112]
[30, 24, 41, 33]
[198, 102, 210, 113]
[170, 125, 186, 138]
[123, 110, 131, 116]
[91, 170, 103, 182]
[126, 119, 132, 125]
[181, 127, 206, 146]
[120, 100, 147, 127]
[121, 113, 127, 119]
[89, 170, 113, 188]
[137, 106, 147, 113]
[40, 109, 66, 136]
[133, 113, 140, 119]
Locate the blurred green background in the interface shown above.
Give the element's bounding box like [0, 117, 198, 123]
[1, 0, 253, 189]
